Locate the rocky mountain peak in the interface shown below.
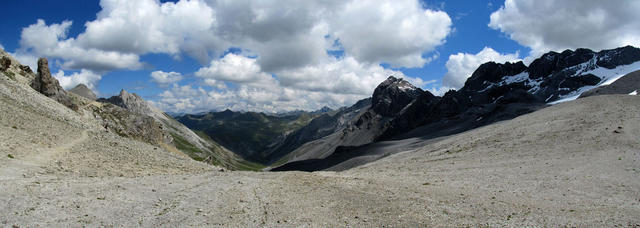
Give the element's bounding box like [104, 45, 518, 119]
[372, 76, 424, 117]
[461, 61, 527, 92]
[97, 89, 158, 117]
[315, 106, 333, 113]
[69, 83, 97, 100]
[29, 57, 77, 110]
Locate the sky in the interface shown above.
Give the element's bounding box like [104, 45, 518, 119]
[0, 0, 639, 113]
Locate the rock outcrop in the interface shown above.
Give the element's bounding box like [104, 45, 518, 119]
[98, 89, 155, 116]
[371, 76, 424, 117]
[0, 56, 10, 71]
[68, 84, 97, 100]
[29, 58, 77, 110]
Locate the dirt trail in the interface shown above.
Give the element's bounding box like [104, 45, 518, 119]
[0, 130, 88, 180]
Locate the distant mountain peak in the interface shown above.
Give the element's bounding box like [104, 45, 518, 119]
[98, 89, 159, 117]
[69, 83, 97, 100]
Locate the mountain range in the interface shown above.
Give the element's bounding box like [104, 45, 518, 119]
[169, 46, 640, 171]
[2, 45, 640, 226]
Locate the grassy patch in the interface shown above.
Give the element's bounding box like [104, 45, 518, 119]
[7, 154, 14, 159]
[4, 71, 16, 80]
[176, 111, 320, 163]
[233, 160, 266, 171]
[170, 132, 204, 161]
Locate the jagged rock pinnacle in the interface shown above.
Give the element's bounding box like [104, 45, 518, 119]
[30, 57, 77, 110]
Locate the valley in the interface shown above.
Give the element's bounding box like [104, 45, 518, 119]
[1, 40, 640, 226]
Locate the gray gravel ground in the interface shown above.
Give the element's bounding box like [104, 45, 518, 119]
[1, 70, 640, 227]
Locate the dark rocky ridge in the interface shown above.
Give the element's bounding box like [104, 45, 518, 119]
[275, 46, 640, 171]
[382, 45, 640, 141]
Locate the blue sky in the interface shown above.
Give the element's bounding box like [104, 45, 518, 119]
[1, 0, 638, 113]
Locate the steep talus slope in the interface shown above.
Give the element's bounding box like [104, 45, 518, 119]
[0, 52, 213, 179]
[348, 94, 640, 226]
[98, 89, 254, 170]
[263, 98, 372, 165]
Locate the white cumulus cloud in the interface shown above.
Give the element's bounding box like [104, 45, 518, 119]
[150, 71, 182, 85]
[54, 69, 102, 92]
[17, 19, 143, 72]
[489, 0, 640, 57]
[195, 53, 273, 85]
[442, 47, 520, 89]
[330, 0, 451, 68]
[13, 0, 453, 112]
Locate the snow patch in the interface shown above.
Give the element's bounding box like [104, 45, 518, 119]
[397, 84, 416, 92]
[549, 60, 640, 104]
[630, 90, 638, 95]
[498, 71, 543, 93]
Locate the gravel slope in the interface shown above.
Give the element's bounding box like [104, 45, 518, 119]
[2, 67, 640, 226]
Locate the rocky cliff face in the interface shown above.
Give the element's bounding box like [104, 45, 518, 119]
[460, 45, 640, 103]
[98, 90, 153, 115]
[371, 76, 424, 116]
[382, 46, 640, 140]
[29, 58, 77, 111]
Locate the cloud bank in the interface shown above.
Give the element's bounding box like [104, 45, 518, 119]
[14, 0, 451, 112]
[489, 0, 640, 57]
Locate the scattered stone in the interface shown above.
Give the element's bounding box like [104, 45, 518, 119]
[19, 65, 32, 75]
